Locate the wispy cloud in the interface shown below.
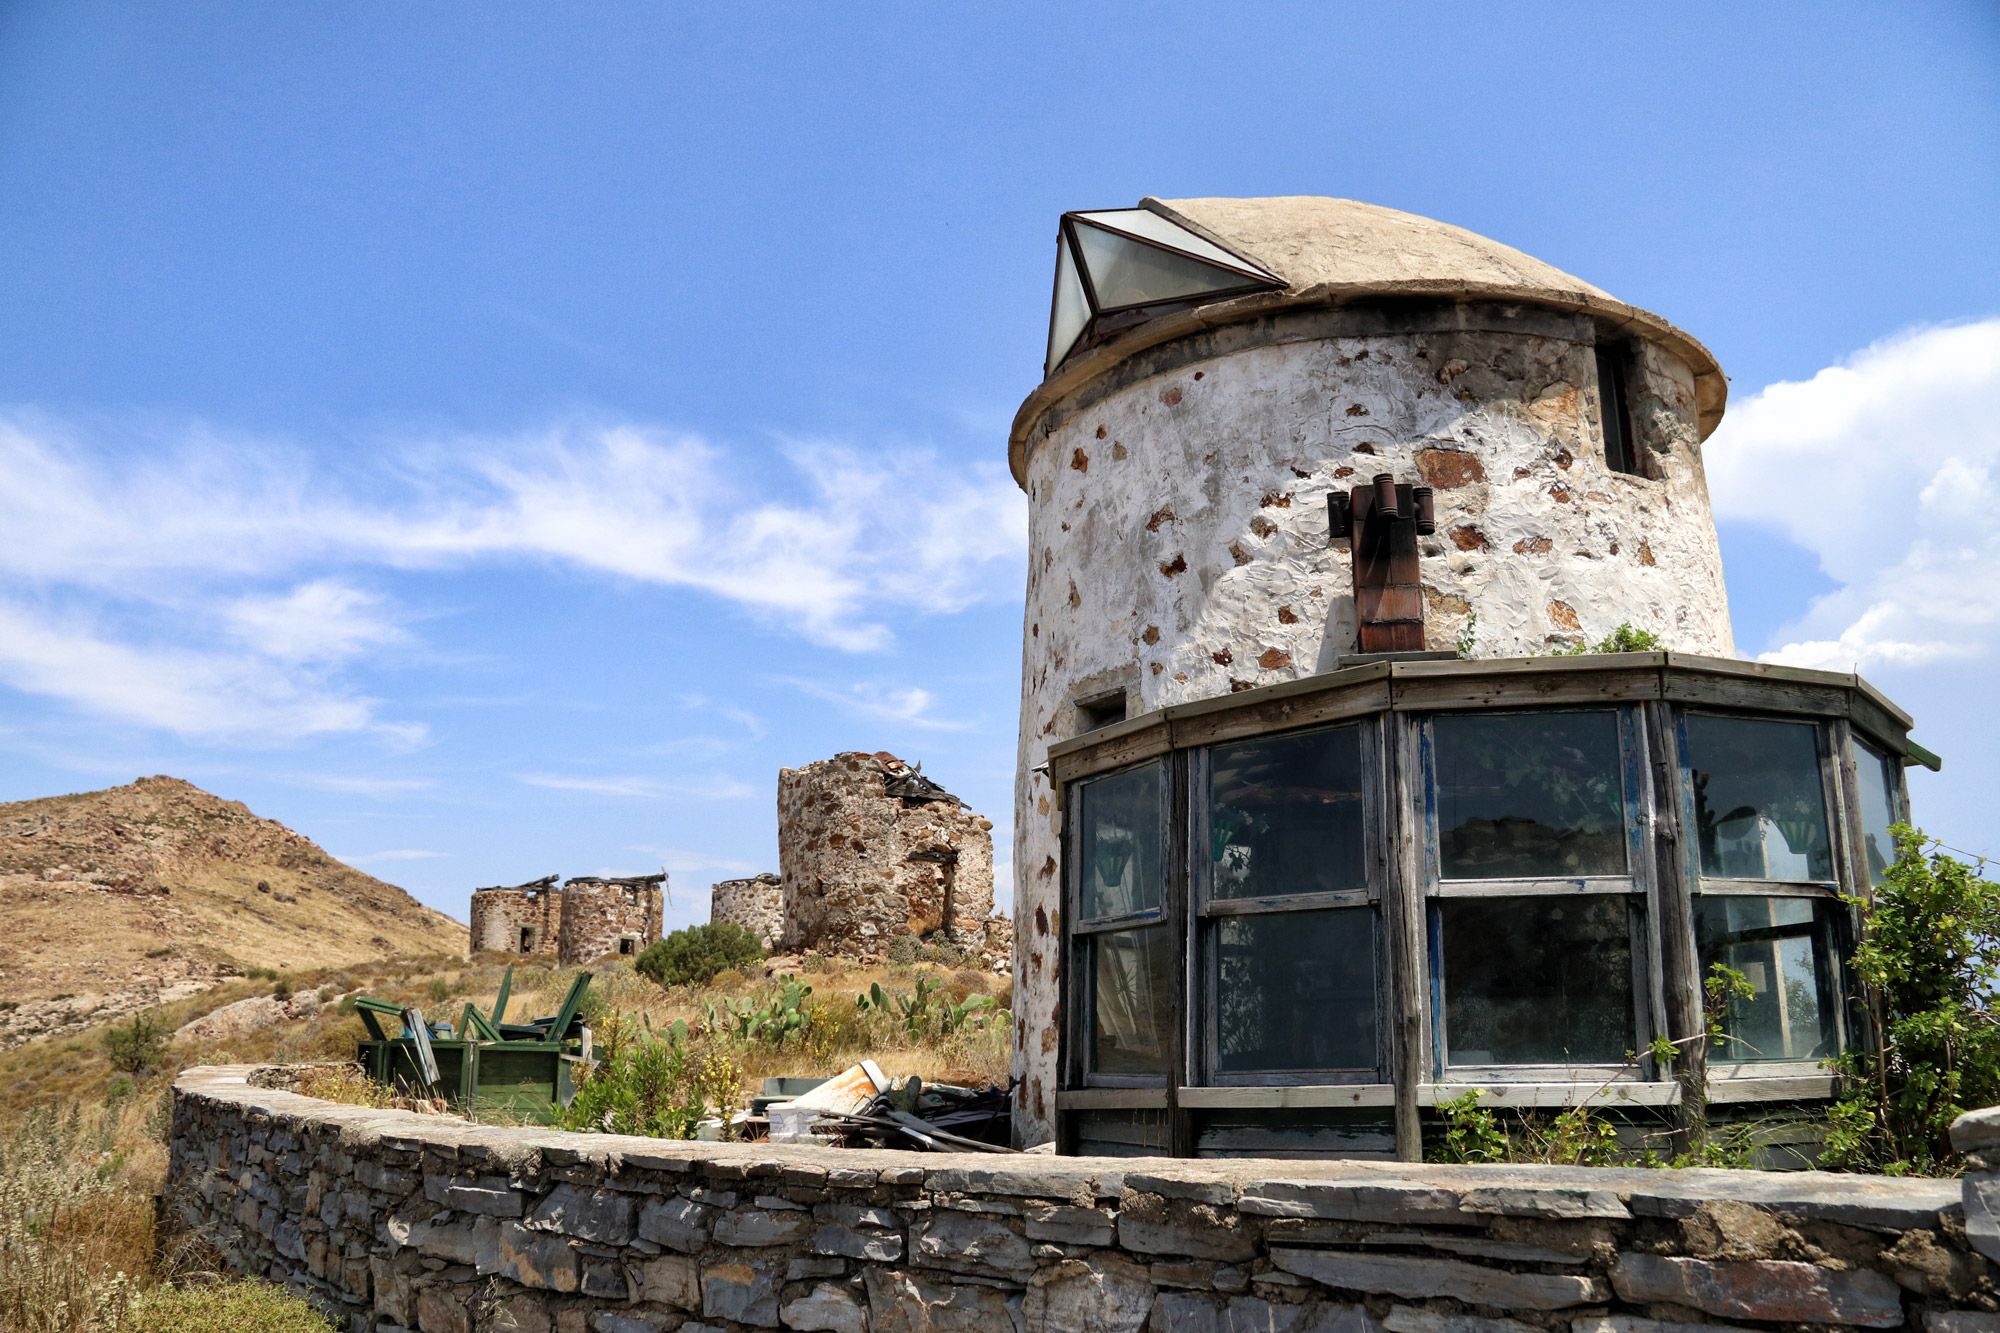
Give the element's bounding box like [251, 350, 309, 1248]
[515, 772, 756, 800]
[290, 774, 437, 796]
[0, 415, 1025, 744]
[1706, 319, 2000, 670]
[342, 848, 448, 865]
[775, 677, 976, 731]
[627, 845, 764, 877]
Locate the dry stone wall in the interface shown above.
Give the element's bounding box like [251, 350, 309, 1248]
[170, 1065, 1990, 1333]
[710, 876, 784, 950]
[777, 753, 998, 963]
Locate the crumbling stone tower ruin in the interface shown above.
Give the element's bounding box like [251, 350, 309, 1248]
[709, 873, 783, 949]
[469, 872, 664, 965]
[468, 874, 561, 959]
[777, 752, 998, 961]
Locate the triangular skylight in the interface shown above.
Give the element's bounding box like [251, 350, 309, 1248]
[1045, 206, 1281, 377]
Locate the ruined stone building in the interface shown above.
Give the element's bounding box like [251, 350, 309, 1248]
[776, 752, 1001, 962]
[469, 872, 663, 966]
[708, 872, 782, 949]
[1010, 197, 1933, 1157]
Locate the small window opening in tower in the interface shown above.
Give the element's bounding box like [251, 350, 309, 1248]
[1596, 343, 1639, 476]
[518, 927, 534, 953]
[618, 937, 636, 957]
[1076, 689, 1128, 733]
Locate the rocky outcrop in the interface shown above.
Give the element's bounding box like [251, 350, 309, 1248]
[170, 1064, 1982, 1333]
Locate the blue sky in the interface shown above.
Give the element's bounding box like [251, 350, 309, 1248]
[1, 2, 1996, 926]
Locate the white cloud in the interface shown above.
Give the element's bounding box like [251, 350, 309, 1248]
[0, 597, 405, 744]
[0, 414, 1026, 742]
[343, 848, 448, 865]
[1706, 319, 2000, 669]
[626, 845, 763, 877]
[290, 774, 437, 796]
[515, 772, 756, 800]
[775, 676, 976, 730]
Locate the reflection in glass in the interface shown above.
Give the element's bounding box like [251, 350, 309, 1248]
[1217, 908, 1375, 1072]
[1073, 222, 1260, 312]
[1856, 742, 1902, 888]
[1047, 235, 1091, 375]
[1441, 896, 1635, 1065]
[1686, 716, 1833, 881]
[1079, 762, 1161, 920]
[1091, 926, 1171, 1076]
[1071, 209, 1273, 278]
[1433, 712, 1626, 879]
[1209, 726, 1364, 900]
[1694, 896, 1837, 1063]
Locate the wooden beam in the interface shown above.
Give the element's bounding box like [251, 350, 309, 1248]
[1177, 1084, 1395, 1109]
[1417, 1082, 1681, 1107]
[1055, 1088, 1169, 1111]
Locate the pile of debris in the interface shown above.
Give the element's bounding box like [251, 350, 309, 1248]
[757, 1061, 1014, 1153]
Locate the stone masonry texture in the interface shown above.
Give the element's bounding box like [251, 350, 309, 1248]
[1011, 310, 1737, 1146]
[557, 880, 665, 967]
[470, 887, 562, 961]
[777, 753, 997, 961]
[710, 875, 784, 951]
[171, 1064, 1991, 1333]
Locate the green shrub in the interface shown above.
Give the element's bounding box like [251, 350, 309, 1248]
[102, 1012, 170, 1074]
[558, 1016, 741, 1139]
[1824, 825, 2000, 1174]
[634, 923, 766, 988]
[1548, 622, 1663, 656]
[124, 1278, 339, 1333]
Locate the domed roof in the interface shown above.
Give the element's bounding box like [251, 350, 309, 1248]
[1012, 195, 1725, 483]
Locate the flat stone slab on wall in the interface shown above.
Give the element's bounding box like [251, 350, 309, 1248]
[170, 1065, 1988, 1333]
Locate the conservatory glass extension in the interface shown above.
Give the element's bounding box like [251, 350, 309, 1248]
[1045, 653, 1928, 1160]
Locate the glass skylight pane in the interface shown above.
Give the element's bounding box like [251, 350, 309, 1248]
[1073, 221, 1262, 313]
[1073, 208, 1273, 279]
[1046, 234, 1091, 375]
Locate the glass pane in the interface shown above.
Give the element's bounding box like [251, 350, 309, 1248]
[1071, 208, 1273, 279]
[1073, 221, 1261, 312]
[1079, 762, 1161, 920]
[1440, 896, 1635, 1065]
[1091, 926, 1171, 1076]
[1433, 712, 1627, 879]
[1686, 716, 1834, 881]
[1217, 908, 1376, 1072]
[1209, 725, 1365, 900]
[1046, 234, 1091, 375]
[1855, 741, 1901, 889]
[1694, 896, 1838, 1063]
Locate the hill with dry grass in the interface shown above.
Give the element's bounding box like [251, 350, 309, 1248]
[0, 775, 463, 1047]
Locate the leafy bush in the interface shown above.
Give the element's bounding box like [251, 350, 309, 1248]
[559, 1015, 741, 1139]
[1824, 826, 2000, 1174]
[102, 1012, 170, 1074]
[1548, 622, 1663, 656]
[124, 1278, 338, 1333]
[634, 923, 766, 988]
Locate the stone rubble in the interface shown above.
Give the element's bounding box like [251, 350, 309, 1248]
[169, 1065, 1992, 1333]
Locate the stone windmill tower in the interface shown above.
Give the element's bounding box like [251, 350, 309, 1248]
[1007, 197, 1922, 1159]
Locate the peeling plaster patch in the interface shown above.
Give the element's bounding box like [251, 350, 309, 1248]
[1548, 601, 1582, 631]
